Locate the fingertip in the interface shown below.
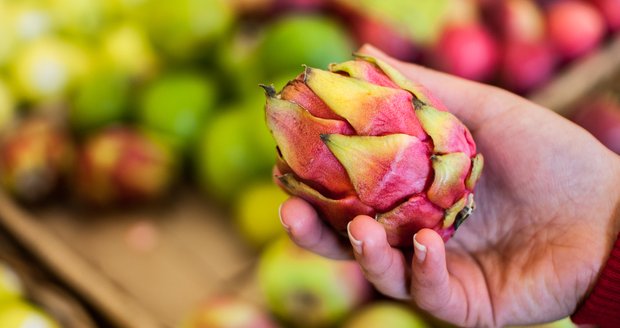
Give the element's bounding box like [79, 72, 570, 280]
[348, 215, 386, 249]
[415, 228, 445, 250]
[279, 197, 316, 235]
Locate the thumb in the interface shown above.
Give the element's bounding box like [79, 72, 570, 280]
[411, 229, 467, 323]
[357, 44, 519, 132]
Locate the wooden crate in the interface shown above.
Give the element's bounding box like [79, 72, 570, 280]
[0, 190, 258, 328]
[0, 34, 618, 328]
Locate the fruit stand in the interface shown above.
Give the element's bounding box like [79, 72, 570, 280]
[0, 0, 619, 327]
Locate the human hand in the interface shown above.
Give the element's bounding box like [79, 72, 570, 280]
[278, 45, 620, 327]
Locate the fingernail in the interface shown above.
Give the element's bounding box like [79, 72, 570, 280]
[278, 203, 290, 232]
[347, 222, 363, 255]
[413, 234, 427, 263]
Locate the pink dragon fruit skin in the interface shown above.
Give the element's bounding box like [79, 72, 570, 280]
[264, 55, 483, 247]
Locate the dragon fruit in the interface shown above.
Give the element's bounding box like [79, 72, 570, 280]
[263, 55, 483, 247]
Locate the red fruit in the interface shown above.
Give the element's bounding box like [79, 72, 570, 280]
[547, 0, 605, 58]
[493, 0, 546, 41]
[590, 0, 620, 31]
[0, 118, 74, 203]
[75, 127, 176, 206]
[572, 96, 620, 154]
[350, 16, 418, 61]
[264, 57, 483, 246]
[500, 41, 558, 93]
[433, 23, 499, 81]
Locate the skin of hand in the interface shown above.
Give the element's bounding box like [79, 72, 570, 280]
[277, 44, 620, 327]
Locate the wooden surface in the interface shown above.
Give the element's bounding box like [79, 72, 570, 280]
[530, 34, 620, 115]
[0, 190, 257, 328]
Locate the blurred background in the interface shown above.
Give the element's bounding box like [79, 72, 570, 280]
[0, 0, 618, 327]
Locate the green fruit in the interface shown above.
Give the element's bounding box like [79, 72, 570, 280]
[10, 37, 91, 102]
[139, 73, 216, 150]
[258, 237, 370, 327]
[0, 263, 23, 304]
[47, 0, 105, 37]
[259, 15, 354, 77]
[142, 0, 235, 59]
[215, 27, 263, 99]
[0, 80, 16, 130]
[343, 302, 431, 328]
[70, 67, 130, 132]
[99, 23, 159, 80]
[0, 301, 60, 328]
[335, 0, 450, 46]
[235, 182, 289, 248]
[195, 109, 260, 201]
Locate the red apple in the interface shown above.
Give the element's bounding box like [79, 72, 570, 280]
[590, 0, 620, 31]
[547, 0, 605, 58]
[492, 0, 546, 42]
[432, 23, 499, 81]
[0, 118, 74, 203]
[74, 127, 176, 206]
[572, 95, 620, 154]
[500, 40, 558, 93]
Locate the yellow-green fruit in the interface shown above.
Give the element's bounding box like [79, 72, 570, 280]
[142, 0, 235, 59]
[47, 0, 105, 37]
[99, 23, 159, 80]
[139, 73, 216, 151]
[0, 80, 16, 131]
[258, 237, 371, 327]
[343, 302, 431, 328]
[70, 66, 130, 132]
[195, 109, 259, 201]
[0, 301, 60, 328]
[10, 37, 91, 102]
[0, 263, 23, 303]
[235, 182, 289, 248]
[259, 15, 354, 77]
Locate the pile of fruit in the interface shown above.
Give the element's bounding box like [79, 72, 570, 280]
[0, 0, 618, 208]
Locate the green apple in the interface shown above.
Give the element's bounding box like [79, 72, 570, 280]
[0, 79, 16, 131]
[47, 0, 105, 38]
[258, 237, 371, 327]
[70, 66, 130, 132]
[141, 0, 235, 59]
[0, 262, 23, 304]
[138, 72, 217, 151]
[214, 26, 264, 99]
[343, 302, 431, 328]
[335, 0, 450, 46]
[0, 301, 60, 328]
[0, 1, 55, 68]
[195, 109, 260, 201]
[99, 23, 159, 80]
[181, 296, 279, 328]
[10, 37, 91, 102]
[234, 182, 289, 248]
[259, 15, 354, 77]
